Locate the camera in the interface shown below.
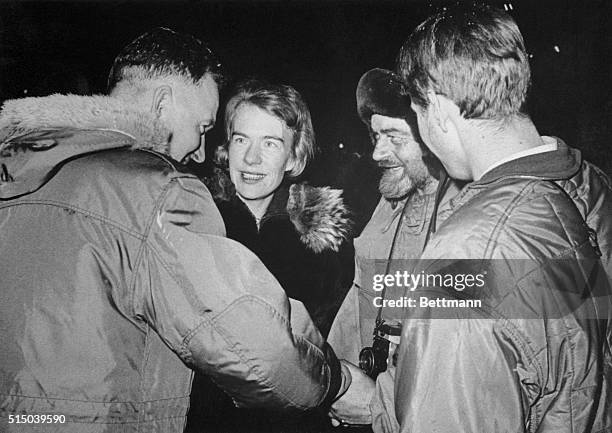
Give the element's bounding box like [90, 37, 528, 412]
[359, 321, 401, 379]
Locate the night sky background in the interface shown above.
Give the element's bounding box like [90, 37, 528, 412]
[1, 0, 611, 221]
[0, 3, 610, 430]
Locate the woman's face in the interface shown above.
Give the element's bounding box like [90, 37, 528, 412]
[228, 103, 295, 204]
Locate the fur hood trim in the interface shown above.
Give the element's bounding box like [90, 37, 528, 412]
[204, 167, 351, 253]
[0, 94, 171, 153]
[287, 183, 352, 254]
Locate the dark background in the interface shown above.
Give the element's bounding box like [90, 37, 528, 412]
[0, 2, 609, 430]
[1, 0, 611, 190]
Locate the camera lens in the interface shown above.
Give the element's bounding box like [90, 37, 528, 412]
[359, 347, 375, 377]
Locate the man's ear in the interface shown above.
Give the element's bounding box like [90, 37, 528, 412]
[426, 91, 459, 134]
[152, 85, 173, 120]
[425, 90, 447, 133]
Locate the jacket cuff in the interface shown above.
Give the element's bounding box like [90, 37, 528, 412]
[319, 341, 342, 409]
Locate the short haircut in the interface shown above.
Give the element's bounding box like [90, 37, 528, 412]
[219, 79, 316, 178]
[107, 27, 224, 92]
[397, 3, 531, 119]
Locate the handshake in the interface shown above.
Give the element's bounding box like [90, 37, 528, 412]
[328, 361, 376, 427]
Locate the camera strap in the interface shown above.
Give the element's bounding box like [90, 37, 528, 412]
[374, 169, 450, 330]
[375, 193, 411, 329]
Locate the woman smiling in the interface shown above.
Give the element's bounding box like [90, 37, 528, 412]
[189, 79, 354, 433]
[211, 79, 354, 335]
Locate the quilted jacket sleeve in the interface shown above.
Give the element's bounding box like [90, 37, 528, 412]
[134, 176, 342, 410]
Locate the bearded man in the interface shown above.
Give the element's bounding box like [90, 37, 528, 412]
[327, 68, 461, 430]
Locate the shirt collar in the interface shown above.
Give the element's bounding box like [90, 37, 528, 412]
[478, 136, 558, 180]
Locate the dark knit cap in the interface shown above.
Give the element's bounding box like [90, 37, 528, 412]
[356, 68, 413, 124]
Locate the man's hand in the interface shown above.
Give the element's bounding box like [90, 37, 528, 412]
[329, 360, 375, 426]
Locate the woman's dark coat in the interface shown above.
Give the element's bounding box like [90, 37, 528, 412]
[186, 170, 355, 433]
[215, 179, 354, 336]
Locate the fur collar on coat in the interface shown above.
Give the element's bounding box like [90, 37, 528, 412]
[0, 93, 171, 154]
[206, 167, 352, 254]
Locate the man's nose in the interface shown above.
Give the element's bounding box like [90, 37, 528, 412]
[372, 138, 388, 162]
[244, 142, 262, 165]
[191, 135, 206, 163]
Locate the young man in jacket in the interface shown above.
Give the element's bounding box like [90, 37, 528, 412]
[0, 27, 347, 433]
[389, 3, 612, 432]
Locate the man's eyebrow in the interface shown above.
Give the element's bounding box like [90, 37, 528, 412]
[379, 127, 409, 135]
[232, 131, 284, 143]
[262, 135, 284, 143]
[231, 131, 253, 138]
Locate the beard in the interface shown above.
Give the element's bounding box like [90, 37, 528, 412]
[378, 157, 431, 200]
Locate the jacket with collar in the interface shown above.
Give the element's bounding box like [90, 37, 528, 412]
[394, 137, 612, 433]
[0, 94, 341, 433]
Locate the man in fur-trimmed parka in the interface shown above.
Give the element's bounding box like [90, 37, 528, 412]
[0, 28, 347, 433]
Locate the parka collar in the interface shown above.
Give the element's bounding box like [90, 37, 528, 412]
[208, 168, 351, 253]
[0, 94, 171, 151]
[0, 94, 171, 199]
[475, 137, 581, 185]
